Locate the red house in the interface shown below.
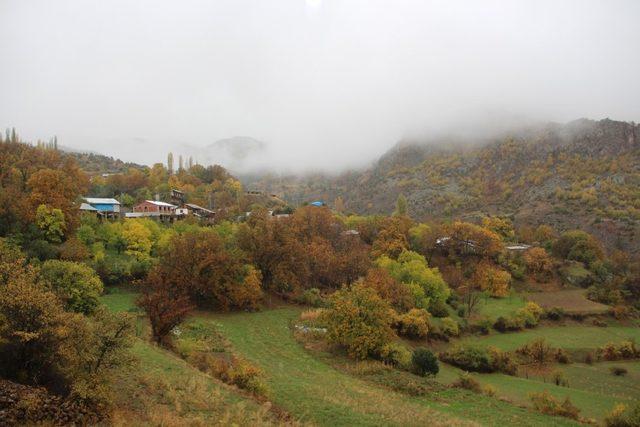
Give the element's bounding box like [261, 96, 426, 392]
[128, 200, 177, 219]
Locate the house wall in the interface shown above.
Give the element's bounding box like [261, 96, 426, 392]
[93, 203, 120, 213]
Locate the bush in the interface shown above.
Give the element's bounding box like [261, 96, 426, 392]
[545, 307, 565, 321]
[555, 348, 571, 364]
[598, 341, 640, 361]
[516, 338, 555, 365]
[593, 318, 608, 327]
[325, 285, 395, 360]
[40, 260, 104, 314]
[297, 288, 327, 307]
[440, 346, 492, 373]
[411, 348, 439, 377]
[604, 403, 640, 427]
[610, 367, 628, 376]
[487, 346, 517, 375]
[394, 309, 430, 339]
[493, 315, 524, 332]
[529, 391, 580, 420]
[468, 317, 493, 335]
[428, 299, 450, 318]
[211, 356, 269, 396]
[552, 369, 569, 386]
[440, 317, 460, 337]
[494, 302, 543, 332]
[378, 343, 412, 369]
[452, 372, 482, 393]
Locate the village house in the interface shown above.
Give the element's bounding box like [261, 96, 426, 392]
[126, 200, 177, 221]
[81, 197, 121, 218]
[175, 203, 215, 221]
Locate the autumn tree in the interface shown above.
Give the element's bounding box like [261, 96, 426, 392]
[137, 268, 194, 346]
[40, 260, 104, 314]
[371, 216, 412, 258]
[472, 261, 511, 297]
[523, 247, 554, 282]
[325, 284, 394, 360]
[481, 216, 515, 241]
[359, 268, 414, 312]
[553, 230, 604, 265]
[35, 204, 66, 242]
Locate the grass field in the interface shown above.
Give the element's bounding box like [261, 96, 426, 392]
[475, 293, 526, 319]
[526, 289, 609, 314]
[210, 307, 579, 426]
[100, 290, 278, 426]
[457, 325, 640, 351]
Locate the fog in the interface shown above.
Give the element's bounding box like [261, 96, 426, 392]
[1, 0, 639, 173]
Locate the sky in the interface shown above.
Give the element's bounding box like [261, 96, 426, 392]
[1, 0, 639, 173]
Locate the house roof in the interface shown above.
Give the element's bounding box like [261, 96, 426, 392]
[84, 197, 120, 205]
[79, 202, 98, 211]
[144, 200, 177, 208]
[184, 203, 214, 214]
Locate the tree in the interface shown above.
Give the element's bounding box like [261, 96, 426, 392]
[137, 268, 194, 346]
[481, 216, 515, 241]
[35, 204, 66, 242]
[360, 268, 414, 312]
[178, 155, 184, 172]
[40, 260, 104, 314]
[376, 250, 450, 309]
[325, 284, 394, 360]
[334, 196, 345, 213]
[167, 152, 174, 175]
[412, 348, 439, 377]
[122, 220, 153, 260]
[442, 221, 504, 259]
[394, 193, 408, 216]
[553, 230, 604, 265]
[473, 262, 511, 297]
[523, 247, 554, 282]
[371, 216, 411, 258]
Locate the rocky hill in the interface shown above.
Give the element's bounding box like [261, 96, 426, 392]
[248, 119, 640, 252]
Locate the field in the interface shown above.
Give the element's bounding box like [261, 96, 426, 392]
[457, 325, 640, 352]
[209, 307, 579, 426]
[100, 287, 639, 425]
[525, 289, 610, 314]
[100, 290, 279, 426]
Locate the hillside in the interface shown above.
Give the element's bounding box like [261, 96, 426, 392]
[247, 119, 640, 252]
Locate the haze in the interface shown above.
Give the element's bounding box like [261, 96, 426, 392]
[1, 0, 639, 173]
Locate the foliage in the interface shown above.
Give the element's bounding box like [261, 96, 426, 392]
[597, 341, 640, 361]
[604, 403, 640, 427]
[523, 247, 554, 282]
[439, 345, 516, 375]
[376, 250, 450, 309]
[440, 317, 460, 337]
[35, 204, 66, 243]
[553, 230, 605, 265]
[472, 262, 511, 297]
[529, 391, 580, 420]
[378, 342, 412, 369]
[324, 284, 394, 360]
[359, 268, 414, 312]
[296, 287, 328, 308]
[411, 348, 439, 377]
[393, 308, 430, 339]
[40, 260, 104, 314]
[136, 268, 195, 345]
[452, 372, 482, 393]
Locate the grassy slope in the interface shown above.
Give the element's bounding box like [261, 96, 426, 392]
[210, 307, 579, 427]
[100, 289, 276, 426]
[457, 326, 640, 351]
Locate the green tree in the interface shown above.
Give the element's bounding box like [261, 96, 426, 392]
[412, 348, 439, 377]
[40, 260, 104, 314]
[35, 204, 66, 243]
[376, 250, 450, 310]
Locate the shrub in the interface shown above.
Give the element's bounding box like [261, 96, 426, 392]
[411, 348, 439, 377]
[555, 348, 571, 364]
[325, 284, 394, 360]
[585, 352, 594, 364]
[598, 341, 640, 361]
[452, 372, 482, 393]
[212, 356, 269, 396]
[378, 343, 412, 369]
[482, 384, 497, 397]
[468, 317, 493, 335]
[593, 318, 608, 327]
[552, 369, 569, 386]
[516, 338, 555, 365]
[440, 317, 460, 337]
[493, 315, 524, 332]
[428, 299, 450, 318]
[297, 288, 327, 307]
[604, 403, 640, 427]
[529, 391, 580, 420]
[545, 307, 565, 321]
[439, 346, 492, 373]
[40, 260, 104, 315]
[610, 367, 628, 376]
[487, 346, 517, 375]
[394, 308, 430, 339]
